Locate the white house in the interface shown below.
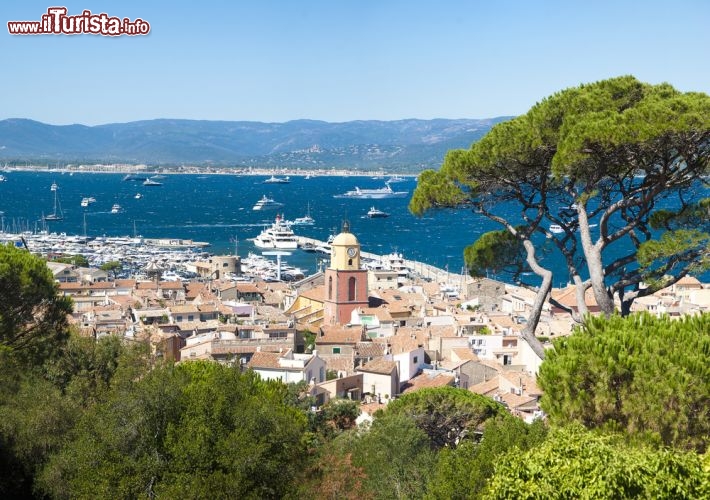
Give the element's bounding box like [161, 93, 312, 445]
[356, 358, 399, 403]
[248, 349, 326, 384]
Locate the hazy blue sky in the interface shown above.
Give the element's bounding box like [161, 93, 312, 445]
[3, 1, 709, 125]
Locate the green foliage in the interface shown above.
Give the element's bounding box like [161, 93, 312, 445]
[410, 76, 710, 317]
[385, 386, 508, 449]
[637, 229, 709, 289]
[321, 399, 360, 431]
[538, 313, 710, 452]
[351, 414, 436, 500]
[54, 254, 90, 267]
[426, 417, 548, 500]
[0, 243, 73, 365]
[0, 372, 80, 498]
[485, 424, 709, 499]
[38, 361, 308, 499]
[464, 230, 526, 277]
[99, 260, 122, 279]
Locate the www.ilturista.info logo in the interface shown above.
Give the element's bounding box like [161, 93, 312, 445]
[8, 7, 150, 36]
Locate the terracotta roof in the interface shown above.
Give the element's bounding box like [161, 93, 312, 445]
[170, 305, 200, 314]
[325, 355, 356, 375]
[674, 276, 702, 287]
[488, 315, 522, 333]
[317, 325, 363, 345]
[58, 282, 84, 291]
[551, 285, 599, 308]
[358, 358, 397, 375]
[373, 332, 422, 355]
[498, 391, 537, 410]
[469, 376, 501, 396]
[236, 283, 262, 294]
[356, 306, 393, 322]
[157, 280, 185, 289]
[401, 372, 455, 393]
[359, 402, 386, 416]
[136, 281, 160, 290]
[500, 371, 542, 396]
[299, 285, 325, 302]
[247, 351, 282, 369]
[450, 347, 478, 362]
[355, 342, 386, 358]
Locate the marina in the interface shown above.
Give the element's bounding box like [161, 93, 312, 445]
[1, 170, 706, 285]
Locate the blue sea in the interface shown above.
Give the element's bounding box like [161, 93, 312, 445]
[0, 170, 707, 285]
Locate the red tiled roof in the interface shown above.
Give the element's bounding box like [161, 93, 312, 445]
[317, 325, 363, 345]
[401, 372, 455, 393]
[247, 351, 282, 369]
[358, 358, 397, 375]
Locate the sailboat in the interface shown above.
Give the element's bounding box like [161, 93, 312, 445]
[290, 202, 315, 225]
[44, 182, 64, 221]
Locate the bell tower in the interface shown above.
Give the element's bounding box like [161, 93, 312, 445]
[323, 221, 369, 325]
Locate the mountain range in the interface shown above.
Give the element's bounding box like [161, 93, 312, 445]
[0, 117, 511, 172]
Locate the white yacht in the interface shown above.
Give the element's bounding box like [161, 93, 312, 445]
[333, 182, 408, 199]
[263, 175, 290, 184]
[143, 178, 162, 186]
[252, 195, 284, 211]
[252, 215, 298, 249]
[366, 206, 389, 218]
[81, 197, 90, 207]
[111, 204, 122, 214]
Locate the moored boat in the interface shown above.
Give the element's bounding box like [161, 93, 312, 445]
[252, 214, 299, 249]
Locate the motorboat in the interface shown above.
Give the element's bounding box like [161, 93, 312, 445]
[366, 206, 389, 218]
[252, 195, 284, 211]
[252, 215, 298, 249]
[111, 204, 122, 214]
[134, 193, 143, 199]
[549, 224, 564, 234]
[334, 183, 408, 199]
[263, 175, 290, 184]
[81, 197, 90, 207]
[143, 178, 162, 186]
[0, 175, 6, 182]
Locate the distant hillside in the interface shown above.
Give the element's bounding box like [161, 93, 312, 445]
[0, 117, 511, 172]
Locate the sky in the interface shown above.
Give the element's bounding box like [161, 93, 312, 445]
[2, 1, 709, 126]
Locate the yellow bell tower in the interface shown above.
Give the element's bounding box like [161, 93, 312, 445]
[323, 221, 369, 325]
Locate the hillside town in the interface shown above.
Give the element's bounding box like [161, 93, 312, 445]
[47, 222, 710, 424]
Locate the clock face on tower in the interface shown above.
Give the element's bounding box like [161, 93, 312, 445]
[347, 247, 357, 258]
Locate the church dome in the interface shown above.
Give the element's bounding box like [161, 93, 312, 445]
[331, 220, 359, 246]
[331, 232, 358, 246]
